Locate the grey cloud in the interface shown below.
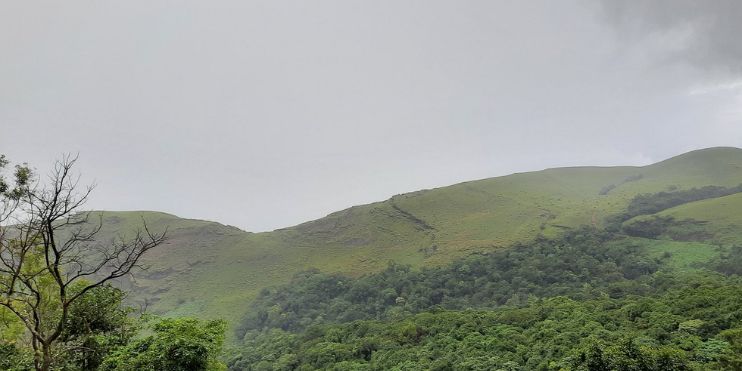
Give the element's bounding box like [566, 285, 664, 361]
[597, 0, 742, 75]
[0, 1, 739, 231]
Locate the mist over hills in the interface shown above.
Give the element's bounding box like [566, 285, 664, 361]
[6, 0, 742, 366]
[97, 147, 742, 329]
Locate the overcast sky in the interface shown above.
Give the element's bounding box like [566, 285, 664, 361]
[1, 1, 741, 232]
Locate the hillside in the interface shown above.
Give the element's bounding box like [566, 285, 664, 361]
[651, 192, 742, 245]
[228, 225, 742, 369]
[99, 147, 742, 327]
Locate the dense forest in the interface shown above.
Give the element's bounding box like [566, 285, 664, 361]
[230, 274, 742, 370]
[237, 229, 661, 335]
[228, 226, 742, 370]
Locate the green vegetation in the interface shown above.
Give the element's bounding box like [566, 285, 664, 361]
[229, 284, 742, 370]
[4, 147, 742, 369]
[0, 284, 226, 371]
[640, 239, 719, 271]
[651, 192, 742, 246]
[237, 229, 662, 336]
[228, 229, 742, 370]
[0, 285, 133, 370]
[709, 245, 742, 276]
[226, 168, 742, 369]
[94, 147, 742, 330]
[0, 155, 226, 370]
[100, 318, 226, 371]
[607, 184, 742, 229]
[0, 156, 171, 371]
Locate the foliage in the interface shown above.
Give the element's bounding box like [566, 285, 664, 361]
[0, 284, 138, 370]
[100, 317, 227, 371]
[649, 192, 742, 246]
[710, 245, 742, 276]
[58, 284, 138, 370]
[0, 305, 26, 344]
[237, 228, 663, 336]
[231, 211, 742, 370]
[0, 289, 228, 371]
[69, 148, 742, 326]
[572, 339, 691, 371]
[718, 328, 742, 369]
[606, 184, 742, 231]
[0, 155, 166, 371]
[621, 216, 713, 242]
[0, 342, 34, 371]
[230, 272, 742, 370]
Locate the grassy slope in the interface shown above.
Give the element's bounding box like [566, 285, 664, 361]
[634, 238, 720, 271]
[611, 191, 742, 274]
[653, 192, 742, 246]
[98, 147, 742, 329]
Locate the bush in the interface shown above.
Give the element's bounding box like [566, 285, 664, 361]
[101, 318, 227, 371]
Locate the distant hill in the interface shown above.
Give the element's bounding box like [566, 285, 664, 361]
[94, 147, 742, 329]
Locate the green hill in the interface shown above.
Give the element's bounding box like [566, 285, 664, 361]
[651, 192, 742, 245]
[99, 147, 742, 329]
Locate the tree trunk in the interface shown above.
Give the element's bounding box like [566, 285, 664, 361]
[37, 343, 52, 371]
[31, 337, 41, 371]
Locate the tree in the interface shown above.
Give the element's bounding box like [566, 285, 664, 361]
[59, 283, 137, 370]
[718, 328, 742, 370]
[100, 317, 227, 370]
[0, 154, 166, 371]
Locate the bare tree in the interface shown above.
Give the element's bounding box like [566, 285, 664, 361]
[0, 155, 166, 371]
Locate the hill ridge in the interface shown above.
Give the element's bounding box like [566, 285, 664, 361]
[92, 146, 742, 329]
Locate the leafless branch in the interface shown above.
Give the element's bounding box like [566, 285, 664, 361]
[0, 154, 166, 371]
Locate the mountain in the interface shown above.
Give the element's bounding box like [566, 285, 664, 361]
[97, 147, 742, 329]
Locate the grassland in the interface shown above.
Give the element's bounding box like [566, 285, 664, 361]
[93, 147, 742, 334]
[636, 238, 720, 271]
[652, 192, 742, 246]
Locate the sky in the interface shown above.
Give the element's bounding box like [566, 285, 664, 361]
[1, 1, 741, 232]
